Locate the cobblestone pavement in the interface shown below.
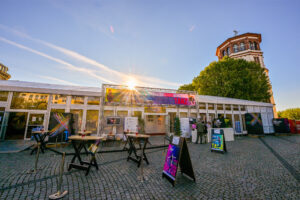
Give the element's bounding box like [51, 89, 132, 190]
[1, 135, 300, 199]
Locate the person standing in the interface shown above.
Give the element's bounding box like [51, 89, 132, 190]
[196, 119, 204, 144]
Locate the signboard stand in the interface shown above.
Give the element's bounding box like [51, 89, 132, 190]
[162, 137, 196, 186]
[210, 129, 227, 154]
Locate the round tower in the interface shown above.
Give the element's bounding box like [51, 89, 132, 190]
[0, 63, 11, 80]
[216, 33, 277, 117]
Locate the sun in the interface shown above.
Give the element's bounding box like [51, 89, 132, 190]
[126, 78, 137, 90]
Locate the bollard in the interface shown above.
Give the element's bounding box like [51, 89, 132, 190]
[49, 152, 68, 199]
[139, 139, 144, 182]
[28, 143, 41, 173]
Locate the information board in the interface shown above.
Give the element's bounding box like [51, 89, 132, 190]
[124, 117, 138, 133]
[211, 129, 227, 153]
[180, 118, 190, 138]
[162, 137, 196, 186]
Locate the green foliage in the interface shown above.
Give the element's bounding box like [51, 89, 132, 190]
[178, 57, 272, 102]
[174, 117, 181, 136]
[278, 108, 300, 120]
[138, 117, 145, 134]
[178, 83, 195, 91]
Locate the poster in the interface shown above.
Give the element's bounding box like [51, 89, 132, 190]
[180, 118, 190, 137]
[124, 117, 138, 133]
[105, 88, 196, 106]
[245, 113, 264, 134]
[48, 112, 74, 142]
[163, 144, 180, 180]
[211, 133, 224, 151]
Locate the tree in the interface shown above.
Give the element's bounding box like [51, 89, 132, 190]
[174, 117, 181, 136]
[278, 108, 300, 120]
[178, 83, 195, 91]
[179, 57, 272, 102]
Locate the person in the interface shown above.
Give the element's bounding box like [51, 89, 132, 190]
[203, 122, 208, 143]
[196, 119, 205, 144]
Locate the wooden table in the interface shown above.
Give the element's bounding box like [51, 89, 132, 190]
[30, 131, 49, 155]
[68, 135, 103, 176]
[126, 134, 150, 167]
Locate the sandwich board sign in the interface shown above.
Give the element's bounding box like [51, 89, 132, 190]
[211, 129, 227, 153]
[162, 136, 196, 186]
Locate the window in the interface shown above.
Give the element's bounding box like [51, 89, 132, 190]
[233, 44, 239, 53]
[233, 105, 239, 111]
[11, 92, 49, 110]
[227, 47, 230, 55]
[0, 91, 8, 101]
[217, 104, 224, 110]
[225, 104, 231, 111]
[208, 103, 214, 110]
[71, 96, 84, 105]
[87, 96, 100, 105]
[254, 57, 260, 64]
[198, 103, 206, 110]
[86, 110, 99, 134]
[52, 94, 67, 104]
[147, 115, 154, 122]
[240, 105, 246, 111]
[249, 42, 255, 50]
[70, 109, 83, 133]
[254, 42, 258, 50]
[117, 111, 128, 117]
[222, 50, 226, 57]
[240, 42, 245, 51]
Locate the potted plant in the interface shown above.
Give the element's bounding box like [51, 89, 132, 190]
[174, 117, 181, 138]
[138, 117, 145, 134]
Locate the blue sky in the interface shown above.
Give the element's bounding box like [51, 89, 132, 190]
[0, 0, 299, 111]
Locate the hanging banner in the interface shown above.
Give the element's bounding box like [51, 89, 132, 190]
[105, 88, 196, 106]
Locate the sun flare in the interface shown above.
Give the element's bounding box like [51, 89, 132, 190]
[126, 78, 137, 90]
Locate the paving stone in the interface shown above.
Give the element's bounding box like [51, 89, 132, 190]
[1, 136, 300, 199]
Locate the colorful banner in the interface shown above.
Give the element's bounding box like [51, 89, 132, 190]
[105, 88, 196, 106]
[144, 106, 166, 113]
[211, 133, 224, 151]
[163, 144, 180, 180]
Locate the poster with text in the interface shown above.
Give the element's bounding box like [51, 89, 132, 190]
[211, 134, 224, 151]
[163, 144, 180, 180]
[124, 117, 138, 133]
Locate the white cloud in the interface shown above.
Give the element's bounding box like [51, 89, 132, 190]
[0, 24, 181, 88]
[0, 36, 116, 84]
[39, 75, 78, 85]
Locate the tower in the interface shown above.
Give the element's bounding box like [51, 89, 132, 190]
[0, 63, 11, 80]
[215, 33, 277, 117]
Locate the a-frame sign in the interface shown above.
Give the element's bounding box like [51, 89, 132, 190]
[211, 129, 227, 153]
[162, 137, 196, 186]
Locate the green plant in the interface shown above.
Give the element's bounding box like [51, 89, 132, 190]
[174, 117, 181, 136]
[138, 117, 145, 134]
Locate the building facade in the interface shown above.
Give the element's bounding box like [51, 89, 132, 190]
[0, 63, 11, 80]
[0, 80, 274, 140]
[215, 33, 277, 117]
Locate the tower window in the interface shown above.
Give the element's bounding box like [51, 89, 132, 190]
[233, 44, 239, 53]
[254, 42, 258, 50]
[240, 42, 245, 51]
[254, 57, 260, 64]
[227, 47, 230, 55]
[222, 50, 226, 57]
